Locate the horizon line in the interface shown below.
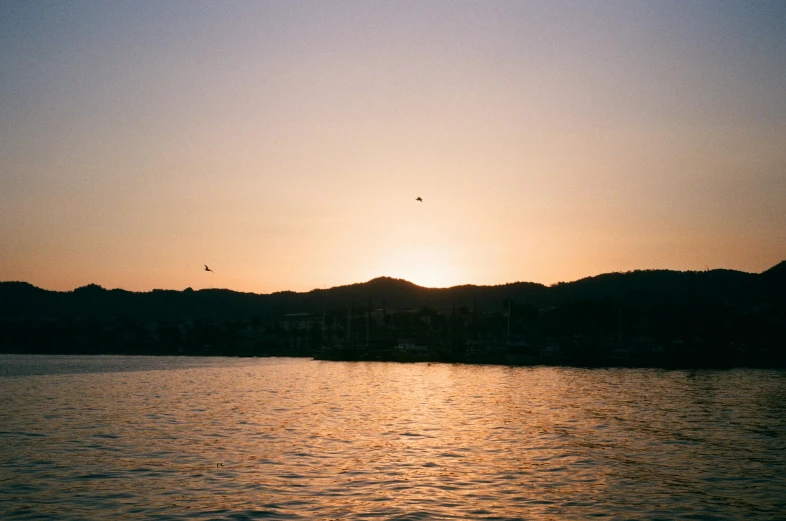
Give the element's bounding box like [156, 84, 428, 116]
[2, 260, 783, 296]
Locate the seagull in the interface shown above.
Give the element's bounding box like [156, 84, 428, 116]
[415, 197, 423, 202]
[204, 265, 214, 273]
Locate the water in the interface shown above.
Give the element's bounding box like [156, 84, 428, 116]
[1, 355, 785, 520]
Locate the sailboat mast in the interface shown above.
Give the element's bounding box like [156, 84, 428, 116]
[347, 305, 351, 343]
[507, 298, 511, 336]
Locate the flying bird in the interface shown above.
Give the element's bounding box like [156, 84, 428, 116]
[415, 197, 423, 202]
[204, 265, 214, 273]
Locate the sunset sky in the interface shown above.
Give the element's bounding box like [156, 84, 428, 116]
[2, 1, 785, 293]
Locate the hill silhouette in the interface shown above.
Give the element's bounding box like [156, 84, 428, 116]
[2, 262, 784, 367]
[1, 262, 784, 321]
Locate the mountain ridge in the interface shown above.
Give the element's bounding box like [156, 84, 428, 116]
[1, 261, 784, 321]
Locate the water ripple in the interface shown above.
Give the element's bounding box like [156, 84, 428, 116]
[1, 356, 785, 520]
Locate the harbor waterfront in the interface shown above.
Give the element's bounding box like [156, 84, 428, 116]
[1, 355, 785, 520]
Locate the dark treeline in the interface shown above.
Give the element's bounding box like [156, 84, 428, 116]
[1, 261, 784, 368]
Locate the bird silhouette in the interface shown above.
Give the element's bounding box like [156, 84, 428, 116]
[204, 265, 214, 273]
[415, 197, 423, 202]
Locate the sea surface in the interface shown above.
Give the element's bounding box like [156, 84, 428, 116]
[1, 355, 785, 520]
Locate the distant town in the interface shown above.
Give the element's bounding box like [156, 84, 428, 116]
[2, 261, 784, 368]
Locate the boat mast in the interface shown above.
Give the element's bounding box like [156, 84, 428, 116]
[347, 304, 352, 344]
[507, 298, 511, 337]
[321, 304, 326, 344]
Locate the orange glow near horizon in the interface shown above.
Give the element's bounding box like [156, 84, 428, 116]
[368, 248, 468, 290]
[1, 3, 785, 294]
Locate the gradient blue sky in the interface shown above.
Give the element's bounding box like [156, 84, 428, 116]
[2, 1, 785, 292]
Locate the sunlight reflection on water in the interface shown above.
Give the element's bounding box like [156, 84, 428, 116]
[1, 355, 785, 520]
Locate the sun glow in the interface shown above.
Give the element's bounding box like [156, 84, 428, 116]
[2, 3, 785, 294]
[376, 249, 465, 289]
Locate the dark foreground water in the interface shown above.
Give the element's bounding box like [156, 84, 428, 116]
[1, 356, 785, 520]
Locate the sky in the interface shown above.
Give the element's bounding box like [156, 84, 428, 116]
[1, 1, 785, 293]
